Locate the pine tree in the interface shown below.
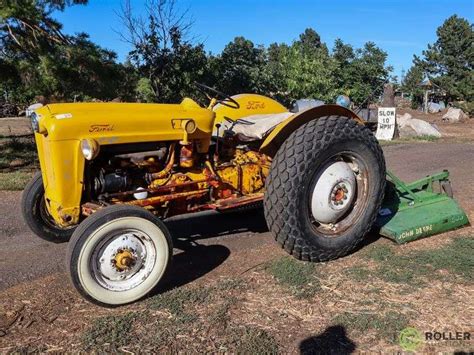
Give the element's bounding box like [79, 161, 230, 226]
[416, 15, 473, 102]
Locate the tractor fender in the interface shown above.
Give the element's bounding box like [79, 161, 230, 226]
[259, 104, 364, 157]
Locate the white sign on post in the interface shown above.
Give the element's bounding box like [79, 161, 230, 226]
[376, 107, 396, 140]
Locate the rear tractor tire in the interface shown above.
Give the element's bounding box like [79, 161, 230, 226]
[67, 205, 173, 307]
[264, 116, 386, 262]
[21, 172, 75, 243]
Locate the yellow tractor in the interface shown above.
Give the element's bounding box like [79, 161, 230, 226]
[22, 83, 389, 305]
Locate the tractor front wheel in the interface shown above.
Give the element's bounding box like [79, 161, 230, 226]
[21, 172, 75, 243]
[67, 205, 173, 307]
[264, 116, 386, 262]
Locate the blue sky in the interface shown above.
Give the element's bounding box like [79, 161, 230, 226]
[55, 0, 473, 79]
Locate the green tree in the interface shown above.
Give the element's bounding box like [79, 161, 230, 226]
[265, 30, 390, 107]
[212, 37, 267, 95]
[264, 28, 337, 106]
[298, 28, 322, 52]
[401, 63, 424, 109]
[415, 15, 473, 102]
[279, 42, 337, 105]
[1, 0, 132, 104]
[332, 39, 391, 106]
[265, 42, 290, 99]
[0, 1, 87, 55]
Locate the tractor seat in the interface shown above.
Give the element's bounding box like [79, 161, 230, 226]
[213, 112, 293, 142]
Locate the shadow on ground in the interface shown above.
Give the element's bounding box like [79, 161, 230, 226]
[299, 325, 356, 354]
[153, 208, 268, 293]
[165, 208, 268, 241]
[158, 243, 231, 293]
[154, 206, 382, 294]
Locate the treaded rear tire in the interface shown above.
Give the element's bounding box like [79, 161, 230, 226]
[21, 172, 75, 243]
[264, 116, 386, 262]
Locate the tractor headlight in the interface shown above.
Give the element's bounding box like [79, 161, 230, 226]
[30, 112, 47, 134]
[30, 112, 40, 133]
[80, 139, 100, 160]
[183, 119, 197, 134]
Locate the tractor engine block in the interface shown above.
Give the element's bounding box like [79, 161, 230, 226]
[216, 149, 271, 195]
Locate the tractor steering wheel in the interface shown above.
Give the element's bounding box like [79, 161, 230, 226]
[195, 82, 240, 109]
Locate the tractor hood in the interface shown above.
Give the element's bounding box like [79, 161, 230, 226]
[32, 98, 214, 144]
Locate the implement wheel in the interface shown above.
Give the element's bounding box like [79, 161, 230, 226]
[67, 205, 172, 307]
[264, 116, 386, 262]
[21, 172, 75, 243]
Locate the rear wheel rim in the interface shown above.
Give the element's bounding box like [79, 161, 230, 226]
[307, 152, 370, 236]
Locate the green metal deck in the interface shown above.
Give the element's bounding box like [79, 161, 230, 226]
[376, 170, 469, 243]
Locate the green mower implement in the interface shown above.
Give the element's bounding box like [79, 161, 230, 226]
[376, 170, 469, 243]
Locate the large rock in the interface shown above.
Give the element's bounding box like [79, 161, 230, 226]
[409, 118, 442, 137]
[396, 113, 441, 138]
[442, 107, 468, 123]
[398, 125, 418, 138]
[397, 113, 412, 128]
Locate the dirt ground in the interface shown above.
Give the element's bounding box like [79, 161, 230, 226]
[0, 118, 31, 137]
[0, 116, 473, 353]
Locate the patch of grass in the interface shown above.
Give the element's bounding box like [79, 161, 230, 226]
[139, 280, 248, 350]
[380, 135, 440, 146]
[409, 135, 439, 141]
[237, 327, 279, 354]
[333, 311, 410, 343]
[414, 237, 473, 281]
[82, 312, 137, 350]
[267, 256, 320, 298]
[363, 243, 395, 262]
[362, 243, 425, 285]
[148, 286, 212, 323]
[345, 266, 371, 281]
[376, 261, 422, 286]
[360, 237, 473, 285]
[367, 286, 383, 295]
[8, 345, 48, 354]
[215, 278, 246, 292]
[210, 297, 237, 327]
[0, 137, 37, 169]
[0, 171, 34, 190]
[222, 326, 279, 354]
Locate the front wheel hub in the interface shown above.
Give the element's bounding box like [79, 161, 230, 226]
[311, 161, 356, 224]
[95, 232, 152, 290]
[114, 249, 135, 270]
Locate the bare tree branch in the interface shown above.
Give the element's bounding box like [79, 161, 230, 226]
[5, 24, 21, 47]
[117, 0, 193, 50]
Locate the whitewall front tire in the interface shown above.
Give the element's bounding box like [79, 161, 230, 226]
[67, 205, 172, 307]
